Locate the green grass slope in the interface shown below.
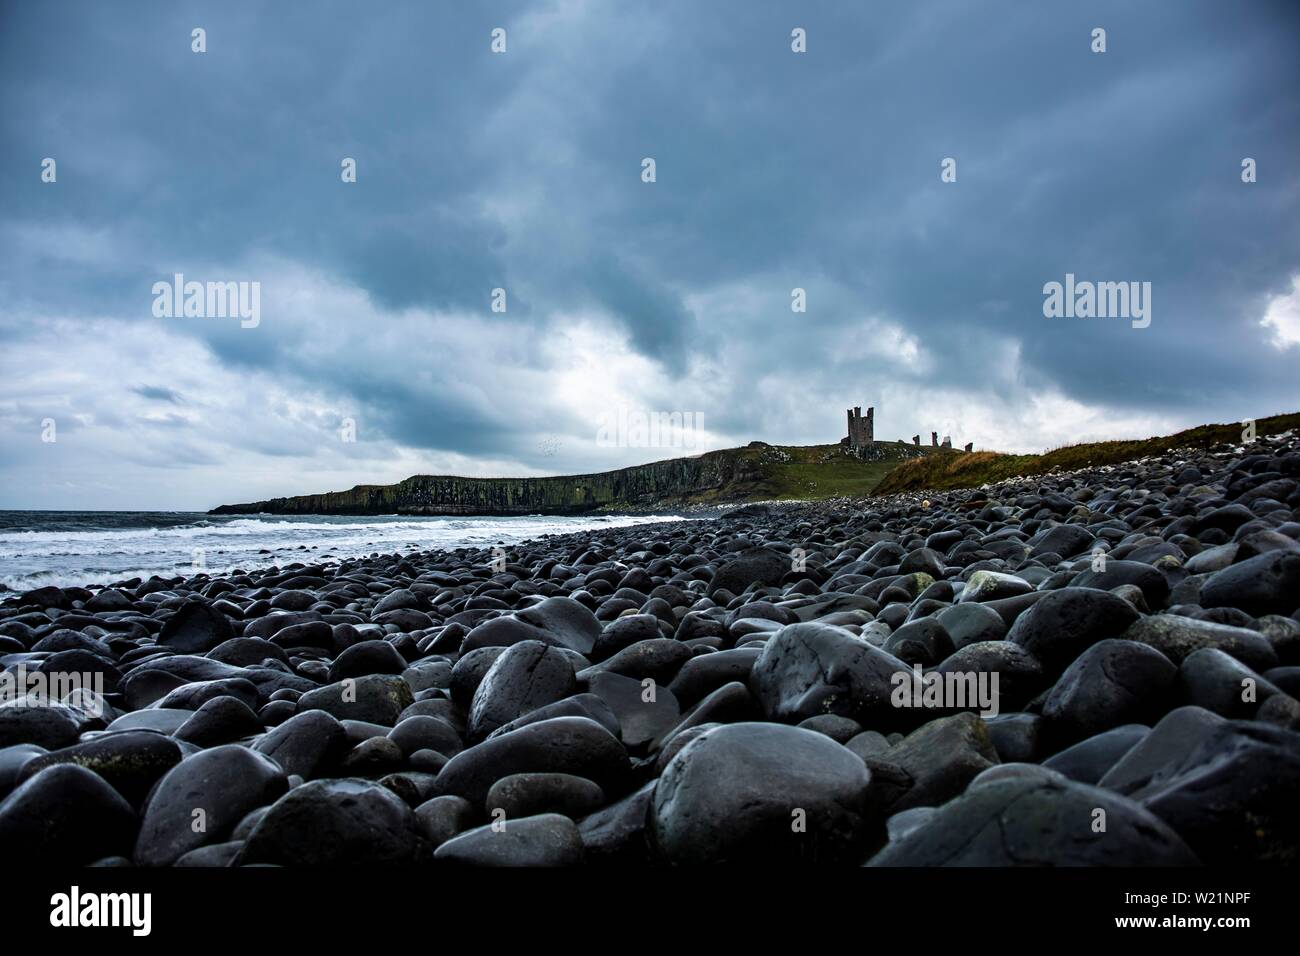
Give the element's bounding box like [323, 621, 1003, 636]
[703, 442, 918, 502]
[872, 412, 1300, 497]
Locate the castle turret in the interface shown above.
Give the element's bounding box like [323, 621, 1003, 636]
[844, 405, 876, 457]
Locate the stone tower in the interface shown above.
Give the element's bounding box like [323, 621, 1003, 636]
[845, 406, 874, 448]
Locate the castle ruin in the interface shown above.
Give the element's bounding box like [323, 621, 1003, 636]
[846, 406, 873, 447]
[844, 406, 971, 457]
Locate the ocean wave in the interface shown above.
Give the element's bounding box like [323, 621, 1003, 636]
[0, 512, 691, 590]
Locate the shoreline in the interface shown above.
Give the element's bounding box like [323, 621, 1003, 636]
[0, 511, 704, 594]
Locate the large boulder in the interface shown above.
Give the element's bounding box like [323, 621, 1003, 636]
[434, 813, 583, 866]
[1068, 561, 1170, 609]
[1041, 640, 1176, 743]
[434, 716, 628, 807]
[1200, 551, 1300, 618]
[467, 640, 577, 742]
[881, 712, 999, 812]
[0, 703, 82, 749]
[869, 776, 1198, 866]
[1102, 708, 1300, 865]
[748, 622, 908, 728]
[1120, 615, 1277, 671]
[16, 730, 182, 806]
[0, 764, 137, 864]
[241, 778, 428, 865]
[651, 722, 873, 865]
[253, 709, 350, 779]
[584, 671, 680, 750]
[296, 674, 413, 727]
[708, 547, 791, 598]
[513, 597, 602, 655]
[1006, 588, 1140, 675]
[157, 601, 236, 654]
[134, 744, 287, 866]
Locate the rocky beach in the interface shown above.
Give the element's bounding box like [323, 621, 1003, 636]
[3, 431, 1299, 867]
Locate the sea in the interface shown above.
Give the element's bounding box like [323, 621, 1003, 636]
[0, 511, 691, 592]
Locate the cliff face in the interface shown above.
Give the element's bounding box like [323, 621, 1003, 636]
[209, 448, 768, 516]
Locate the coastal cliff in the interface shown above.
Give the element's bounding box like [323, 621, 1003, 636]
[209, 441, 928, 516]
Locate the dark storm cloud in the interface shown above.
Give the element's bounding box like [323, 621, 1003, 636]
[1, 0, 1297, 508]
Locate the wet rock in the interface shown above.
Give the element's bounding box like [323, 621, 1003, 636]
[434, 812, 583, 866]
[174, 840, 243, 867]
[591, 614, 664, 661]
[388, 715, 463, 758]
[1118, 717, 1300, 864]
[797, 714, 862, 744]
[585, 671, 679, 749]
[0, 764, 137, 863]
[959, 570, 1032, 603]
[252, 709, 349, 779]
[174, 695, 265, 747]
[1121, 615, 1277, 671]
[434, 716, 628, 807]
[0, 704, 82, 749]
[1069, 560, 1170, 609]
[748, 622, 908, 727]
[1042, 724, 1149, 784]
[869, 776, 1198, 866]
[512, 597, 602, 655]
[577, 638, 692, 686]
[1177, 647, 1283, 718]
[666, 646, 762, 707]
[296, 674, 413, 727]
[134, 744, 287, 866]
[467, 640, 577, 742]
[241, 778, 428, 865]
[17, 730, 181, 806]
[1007, 588, 1140, 675]
[651, 722, 872, 864]
[936, 602, 1007, 650]
[577, 781, 656, 865]
[1200, 551, 1300, 618]
[414, 794, 476, 848]
[882, 618, 954, 667]
[984, 713, 1040, 764]
[484, 772, 605, 820]
[882, 712, 999, 812]
[934, 641, 1046, 712]
[158, 601, 235, 654]
[485, 693, 620, 741]
[155, 677, 260, 712]
[327, 640, 408, 682]
[1041, 640, 1176, 743]
[708, 547, 791, 598]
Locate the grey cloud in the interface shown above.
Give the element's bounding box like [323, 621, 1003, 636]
[1, 0, 1297, 508]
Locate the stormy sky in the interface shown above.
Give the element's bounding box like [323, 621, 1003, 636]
[2, 0, 1298, 511]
